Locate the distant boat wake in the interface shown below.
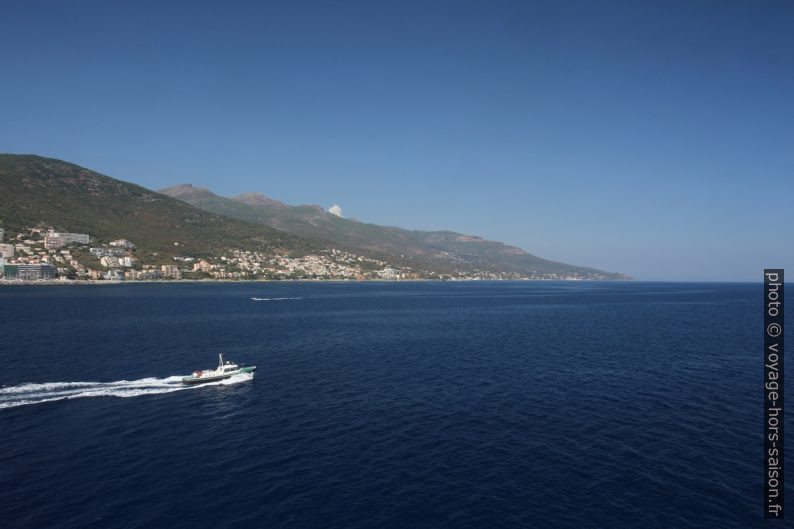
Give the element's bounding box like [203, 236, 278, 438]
[0, 373, 254, 410]
[251, 297, 303, 301]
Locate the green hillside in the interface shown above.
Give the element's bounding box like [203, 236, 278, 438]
[0, 154, 321, 258]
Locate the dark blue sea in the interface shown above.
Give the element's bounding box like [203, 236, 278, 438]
[0, 281, 789, 528]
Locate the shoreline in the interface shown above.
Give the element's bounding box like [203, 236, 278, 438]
[0, 277, 632, 286]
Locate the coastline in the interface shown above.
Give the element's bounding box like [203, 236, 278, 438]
[0, 278, 358, 286]
[0, 277, 630, 286]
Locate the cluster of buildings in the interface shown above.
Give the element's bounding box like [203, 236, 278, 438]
[81, 265, 180, 281]
[0, 228, 144, 281]
[0, 225, 609, 283]
[1, 228, 60, 280]
[185, 248, 420, 280]
[0, 226, 417, 282]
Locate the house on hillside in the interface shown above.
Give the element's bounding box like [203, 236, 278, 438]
[110, 239, 135, 249]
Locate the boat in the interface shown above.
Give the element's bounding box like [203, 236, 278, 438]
[181, 354, 256, 385]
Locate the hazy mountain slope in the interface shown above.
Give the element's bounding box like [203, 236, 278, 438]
[0, 155, 321, 257]
[160, 185, 629, 279]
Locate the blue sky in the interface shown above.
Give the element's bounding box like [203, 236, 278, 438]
[1, 0, 792, 280]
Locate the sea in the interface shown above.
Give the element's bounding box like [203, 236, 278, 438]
[0, 281, 788, 528]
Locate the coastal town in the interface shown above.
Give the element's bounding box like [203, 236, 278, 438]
[0, 226, 598, 283]
[0, 226, 408, 282]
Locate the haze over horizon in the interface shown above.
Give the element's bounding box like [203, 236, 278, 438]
[1, 1, 792, 281]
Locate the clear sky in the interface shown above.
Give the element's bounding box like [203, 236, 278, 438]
[2, 0, 792, 281]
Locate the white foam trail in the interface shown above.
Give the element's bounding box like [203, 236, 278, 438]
[0, 373, 254, 409]
[250, 297, 302, 301]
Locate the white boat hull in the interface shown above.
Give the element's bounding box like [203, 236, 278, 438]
[181, 366, 256, 385]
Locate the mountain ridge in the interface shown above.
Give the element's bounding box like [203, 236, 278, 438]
[160, 184, 630, 279]
[0, 153, 629, 279]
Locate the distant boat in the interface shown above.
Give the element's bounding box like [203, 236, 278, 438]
[181, 354, 256, 385]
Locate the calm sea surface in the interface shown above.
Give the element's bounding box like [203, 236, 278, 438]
[0, 281, 788, 528]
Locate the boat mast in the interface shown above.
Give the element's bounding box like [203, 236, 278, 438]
[218, 353, 224, 370]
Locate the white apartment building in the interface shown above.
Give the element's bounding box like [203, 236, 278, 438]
[44, 232, 90, 249]
[118, 256, 138, 268]
[110, 239, 135, 249]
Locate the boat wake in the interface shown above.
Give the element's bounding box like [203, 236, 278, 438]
[250, 297, 303, 301]
[0, 372, 254, 409]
